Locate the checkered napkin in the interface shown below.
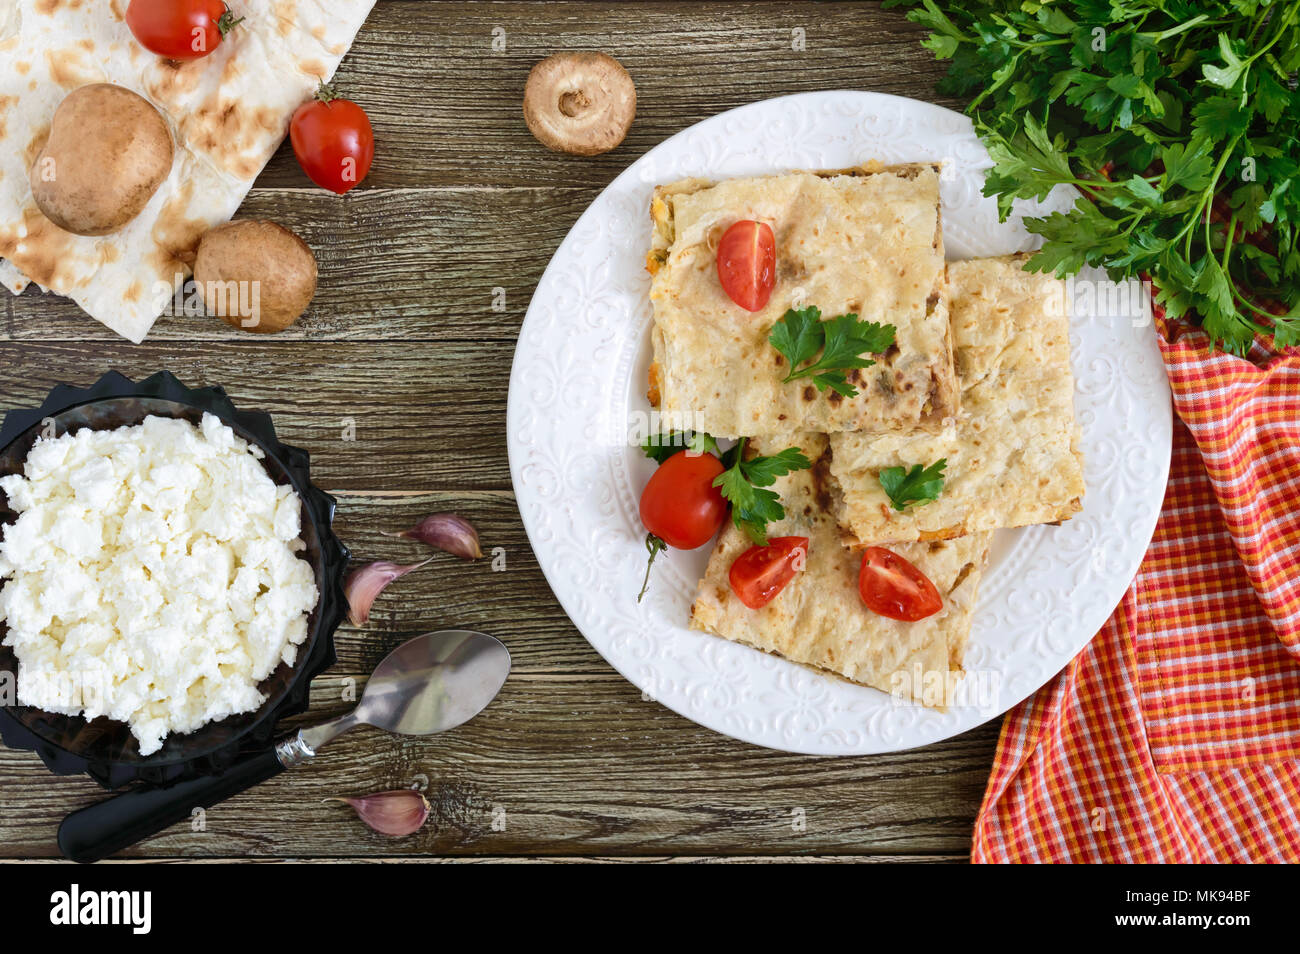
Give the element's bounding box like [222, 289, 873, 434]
[972, 312, 1300, 863]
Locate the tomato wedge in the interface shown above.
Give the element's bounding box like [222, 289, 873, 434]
[716, 220, 776, 311]
[858, 547, 943, 621]
[729, 536, 809, 610]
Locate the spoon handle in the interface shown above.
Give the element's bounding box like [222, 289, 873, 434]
[58, 747, 286, 864]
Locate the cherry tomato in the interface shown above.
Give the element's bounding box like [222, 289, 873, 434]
[716, 220, 776, 311]
[126, 0, 241, 60]
[728, 536, 809, 610]
[858, 547, 943, 622]
[290, 87, 375, 195]
[639, 450, 727, 550]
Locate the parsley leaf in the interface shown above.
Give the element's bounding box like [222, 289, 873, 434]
[712, 442, 812, 544]
[767, 305, 824, 370]
[878, 459, 947, 512]
[769, 307, 896, 398]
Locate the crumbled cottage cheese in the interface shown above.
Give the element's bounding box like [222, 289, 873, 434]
[0, 413, 318, 755]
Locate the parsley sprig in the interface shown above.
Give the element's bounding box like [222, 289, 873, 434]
[879, 459, 947, 511]
[769, 306, 897, 398]
[712, 439, 813, 545]
[886, 0, 1300, 353]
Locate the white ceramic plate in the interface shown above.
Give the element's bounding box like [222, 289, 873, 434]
[507, 91, 1172, 755]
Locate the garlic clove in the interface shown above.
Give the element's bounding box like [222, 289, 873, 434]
[344, 559, 432, 626]
[392, 512, 483, 560]
[328, 790, 430, 837]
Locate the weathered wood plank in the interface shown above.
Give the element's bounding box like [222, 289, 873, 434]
[0, 341, 513, 490]
[320, 490, 606, 674]
[6, 187, 591, 343]
[10, 854, 969, 863]
[257, 1, 958, 190]
[0, 675, 998, 858]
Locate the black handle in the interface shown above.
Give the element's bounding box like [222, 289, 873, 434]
[58, 747, 286, 863]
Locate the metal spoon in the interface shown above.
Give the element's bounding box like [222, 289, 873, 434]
[58, 630, 511, 863]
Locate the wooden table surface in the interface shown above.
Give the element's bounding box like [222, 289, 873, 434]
[0, 0, 1001, 862]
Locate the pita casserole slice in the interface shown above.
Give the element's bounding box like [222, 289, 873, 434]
[690, 433, 991, 704]
[646, 163, 958, 439]
[0, 0, 375, 342]
[830, 255, 1085, 546]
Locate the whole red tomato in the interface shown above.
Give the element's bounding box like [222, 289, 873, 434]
[290, 86, 375, 194]
[126, 0, 242, 60]
[858, 547, 943, 622]
[639, 450, 727, 550]
[637, 449, 728, 601]
[728, 536, 809, 610]
[716, 220, 776, 311]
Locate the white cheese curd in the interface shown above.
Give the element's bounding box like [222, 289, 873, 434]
[0, 413, 318, 755]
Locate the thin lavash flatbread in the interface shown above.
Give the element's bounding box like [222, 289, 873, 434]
[647, 164, 958, 440]
[689, 433, 990, 705]
[830, 255, 1085, 545]
[0, 0, 375, 342]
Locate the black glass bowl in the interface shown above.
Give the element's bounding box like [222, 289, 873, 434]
[0, 372, 349, 789]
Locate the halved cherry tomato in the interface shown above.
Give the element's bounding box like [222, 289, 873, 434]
[126, 0, 241, 60]
[858, 547, 943, 622]
[290, 86, 375, 194]
[728, 536, 809, 610]
[639, 450, 727, 549]
[716, 220, 776, 311]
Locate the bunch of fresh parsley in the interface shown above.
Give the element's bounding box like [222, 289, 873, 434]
[886, 0, 1300, 353]
[641, 431, 811, 543]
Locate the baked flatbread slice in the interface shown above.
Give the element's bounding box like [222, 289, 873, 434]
[690, 434, 990, 704]
[0, 0, 375, 341]
[830, 255, 1084, 545]
[647, 163, 958, 439]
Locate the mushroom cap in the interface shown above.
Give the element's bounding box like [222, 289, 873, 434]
[523, 52, 636, 156]
[194, 220, 318, 334]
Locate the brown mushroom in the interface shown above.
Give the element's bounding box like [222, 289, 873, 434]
[30, 84, 174, 236]
[523, 52, 636, 156]
[193, 220, 317, 334]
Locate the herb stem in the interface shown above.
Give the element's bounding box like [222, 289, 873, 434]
[1175, 132, 1242, 259]
[730, 436, 747, 469]
[637, 534, 666, 603]
[1140, 15, 1210, 42]
[1220, 212, 1238, 272]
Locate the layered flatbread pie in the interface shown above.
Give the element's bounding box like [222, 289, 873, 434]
[830, 255, 1084, 545]
[690, 434, 990, 704]
[636, 161, 1087, 714]
[646, 163, 957, 439]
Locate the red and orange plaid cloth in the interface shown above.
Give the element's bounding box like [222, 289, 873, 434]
[973, 311, 1300, 863]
